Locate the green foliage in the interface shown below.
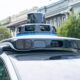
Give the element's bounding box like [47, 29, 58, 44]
[57, 14, 80, 38]
[0, 27, 11, 41]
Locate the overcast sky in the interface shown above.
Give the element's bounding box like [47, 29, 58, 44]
[0, 0, 59, 20]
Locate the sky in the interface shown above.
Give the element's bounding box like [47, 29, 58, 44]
[0, 0, 59, 20]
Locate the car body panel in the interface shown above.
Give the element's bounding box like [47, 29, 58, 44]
[9, 55, 80, 80]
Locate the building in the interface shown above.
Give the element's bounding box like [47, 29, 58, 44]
[0, 17, 11, 27]
[38, 0, 80, 28]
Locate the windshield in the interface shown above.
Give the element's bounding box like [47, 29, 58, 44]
[9, 50, 80, 60]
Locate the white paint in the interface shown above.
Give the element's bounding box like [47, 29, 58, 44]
[10, 56, 80, 80]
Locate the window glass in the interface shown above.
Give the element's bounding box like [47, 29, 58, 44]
[27, 13, 45, 23]
[40, 25, 50, 31]
[25, 25, 35, 31]
[0, 59, 10, 80]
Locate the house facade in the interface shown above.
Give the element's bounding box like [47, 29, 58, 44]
[38, 0, 80, 28]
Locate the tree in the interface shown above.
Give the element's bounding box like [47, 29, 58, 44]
[57, 14, 80, 38]
[0, 27, 11, 41]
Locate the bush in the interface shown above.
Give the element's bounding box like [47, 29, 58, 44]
[57, 14, 80, 38]
[0, 27, 11, 40]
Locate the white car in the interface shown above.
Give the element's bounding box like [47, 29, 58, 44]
[0, 34, 80, 80]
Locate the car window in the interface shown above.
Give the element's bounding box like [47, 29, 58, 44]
[0, 58, 10, 80]
[25, 25, 35, 31]
[40, 25, 50, 31]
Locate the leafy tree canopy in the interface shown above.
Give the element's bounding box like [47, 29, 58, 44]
[57, 14, 80, 38]
[0, 27, 11, 41]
